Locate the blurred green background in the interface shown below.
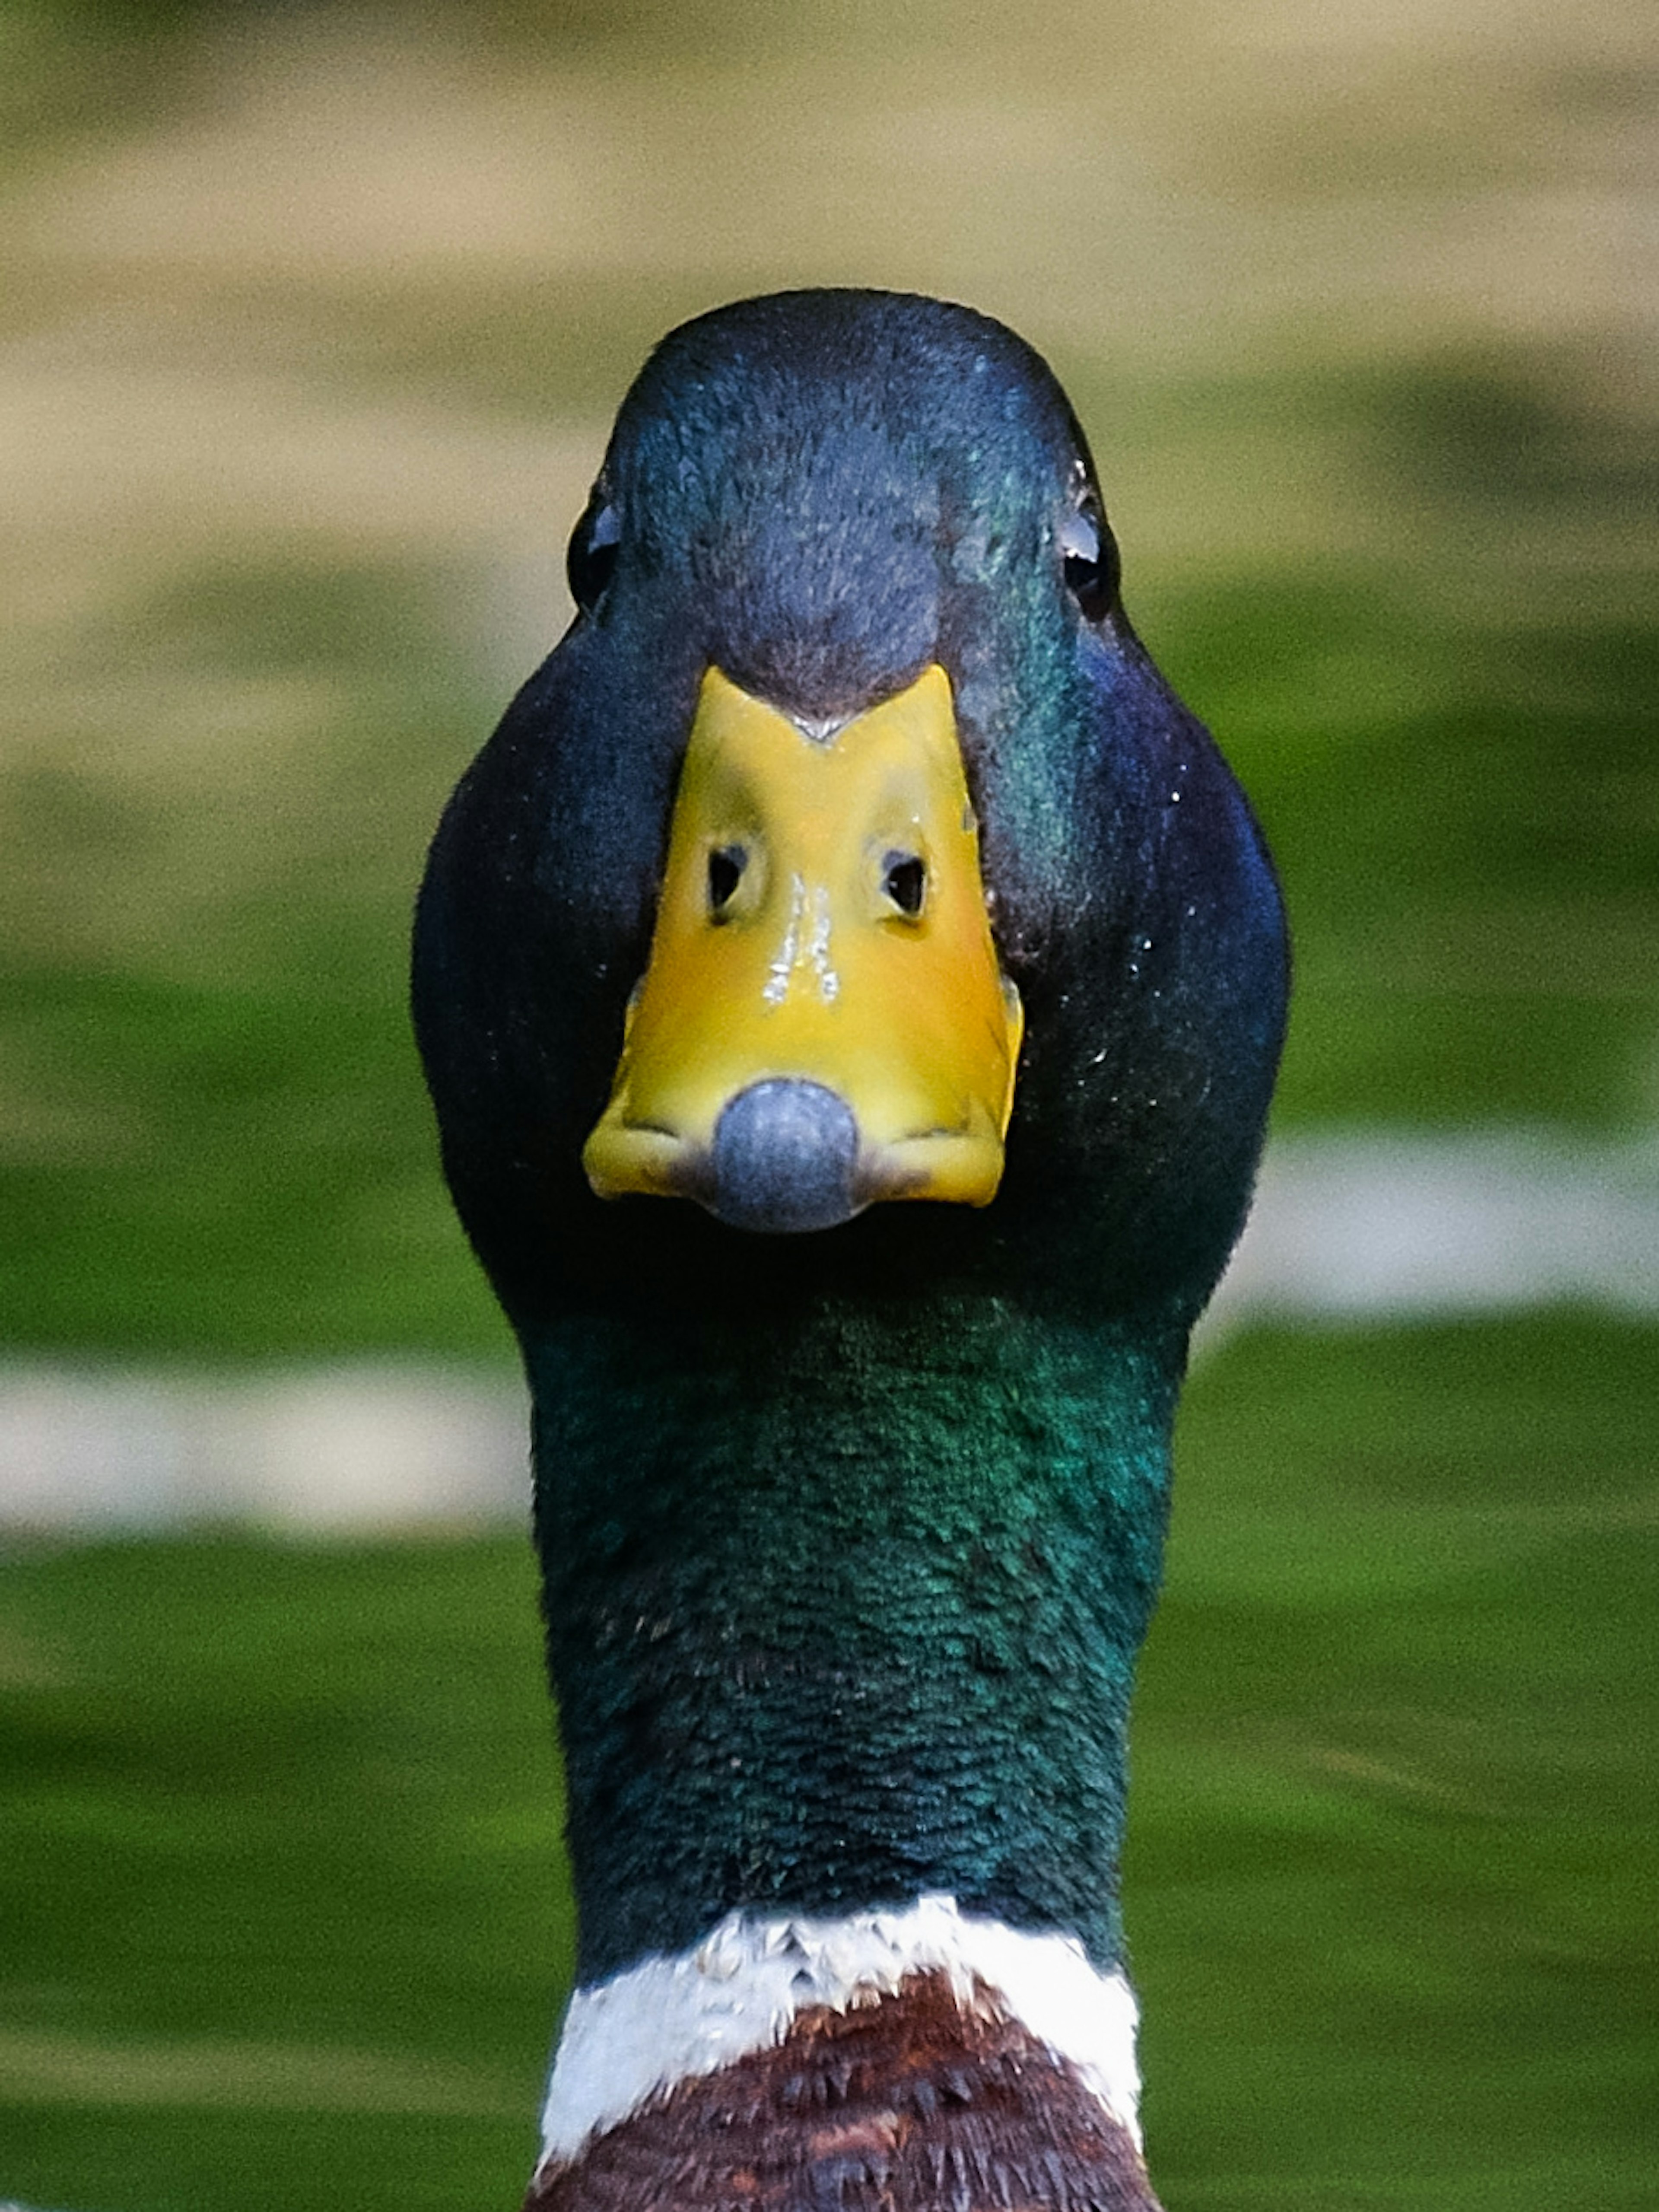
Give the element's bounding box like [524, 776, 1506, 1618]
[1, 1, 1654, 2206]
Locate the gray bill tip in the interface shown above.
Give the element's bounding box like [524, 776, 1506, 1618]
[710, 1079, 861, 1233]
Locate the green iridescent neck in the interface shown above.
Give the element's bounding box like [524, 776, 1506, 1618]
[524, 1278, 1185, 1987]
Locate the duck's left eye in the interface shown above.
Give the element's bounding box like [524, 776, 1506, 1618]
[567, 494, 621, 616]
[1060, 493, 1121, 624]
[882, 852, 927, 917]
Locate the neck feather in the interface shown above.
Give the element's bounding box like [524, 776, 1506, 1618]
[527, 1282, 1182, 1986]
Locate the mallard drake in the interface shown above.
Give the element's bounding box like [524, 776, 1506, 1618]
[413, 290, 1287, 2212]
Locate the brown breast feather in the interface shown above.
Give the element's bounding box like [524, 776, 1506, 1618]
[526, 1968, 1162, 2212]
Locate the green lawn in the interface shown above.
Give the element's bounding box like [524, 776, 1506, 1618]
[3, 1314, 1654, 2210]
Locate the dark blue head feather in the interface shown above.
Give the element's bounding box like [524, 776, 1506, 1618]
[416, 289, 1285, 1336]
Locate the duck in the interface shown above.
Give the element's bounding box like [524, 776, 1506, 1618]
[412, 289, 1287, 2212]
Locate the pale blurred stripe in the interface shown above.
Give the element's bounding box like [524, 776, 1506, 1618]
[0, 2026, 518, 2117]
[3, 1133, 1656, 1533]
[0, 1363, 528, 1534]
[1206, 1127, 1659, 1331]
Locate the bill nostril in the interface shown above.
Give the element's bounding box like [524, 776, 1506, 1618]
[882, 852, 926, 917]
[707, 845, 747, 918]
[710, 1080, 860, 1234]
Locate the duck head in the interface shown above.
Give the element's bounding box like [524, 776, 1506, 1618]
[414, 290, 1287, 2212]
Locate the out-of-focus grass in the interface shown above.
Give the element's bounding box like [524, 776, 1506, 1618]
[3, 1311, 1654, 2209]
[0, 1534, 566, 2211]
[1135, 1313, 1659, 2207]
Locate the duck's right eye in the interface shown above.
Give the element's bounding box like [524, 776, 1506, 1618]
[707, 846, 747, 917]
[1060, 498, 1120, 624]
[566, 494, 621, 615]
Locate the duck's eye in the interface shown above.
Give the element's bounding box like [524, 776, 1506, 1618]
[1060, 493, 1121, 624]
[707, 845, 747, 917]
[882, 852, 927, 918]
[566, 494, 621, 616]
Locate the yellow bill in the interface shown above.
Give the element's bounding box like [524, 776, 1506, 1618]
[582, 662, 1023, 1231]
